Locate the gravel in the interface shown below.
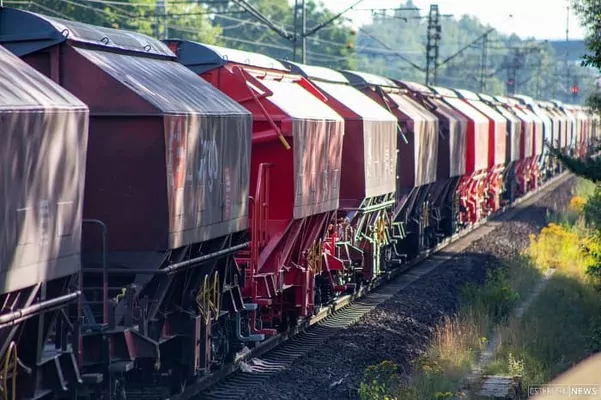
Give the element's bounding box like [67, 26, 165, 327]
[240, 177, 577, 400]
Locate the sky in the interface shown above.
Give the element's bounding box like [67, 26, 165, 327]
[320, 0, 588, 41]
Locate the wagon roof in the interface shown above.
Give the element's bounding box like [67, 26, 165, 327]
[281, 62, 396, 122]
[164, 40, 289, 73]
[456, 90, 506, 124]
[282, 61, 350, 84]
[0, 45, 86, 111]
[341, 70, 398, 89]
[0, 8, 173, 58]
[397, 80, 434, 94]
[432, 87, 489, 124]
[74, 47, 250, 116]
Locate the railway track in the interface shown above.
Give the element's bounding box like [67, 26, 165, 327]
[171, 172, 573, 400]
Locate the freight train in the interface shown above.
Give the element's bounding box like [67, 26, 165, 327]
[0, 7, 598, 400]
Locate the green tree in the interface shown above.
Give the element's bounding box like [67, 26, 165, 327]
[208, 0, 356, 69]
[546, 0, 601, 182]
[13, 0, 221, 44]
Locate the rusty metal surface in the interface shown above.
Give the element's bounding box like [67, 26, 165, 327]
[388, 93, 439, 186]
[395, 80, 467, 179]
[0, 45, 89, 293]
[310, 80, 397, 198]
[66, 47, 252, 250]
[428, 97, 468, 178]
[440, 95, 489, 172]
[259, 79, 344, 219]
[494, 105, 522, 163]
[164, 114, 252, 248]
[530, 104, 554, 152]
[520, 107, 544, 156]
[464, 99, 508, 167]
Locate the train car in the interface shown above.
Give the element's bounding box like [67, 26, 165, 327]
[454, 89, 508, 214]
[163, 40, 348, 331]
[0, 9, 254, 397]
[276, 60, 398, 283]
[477, 94, 523, 203]
[495, 96, 537, 196]
[511, 95, 555, 182]
[549, 100, 572, 153]
[429, 86, 490, 226]
[340, 70, 441, 257]
[511, 97, 544, 189]
[536, 100, 566, 174]
[0, 43, 88, 399]
[396, 80, 468, 238]
[553, 100, 578, 156]
[571, 105, 589, 158]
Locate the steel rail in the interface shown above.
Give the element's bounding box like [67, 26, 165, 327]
[170, 171, 573, 400]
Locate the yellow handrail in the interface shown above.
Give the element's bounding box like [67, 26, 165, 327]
[1, 341, 17, 400]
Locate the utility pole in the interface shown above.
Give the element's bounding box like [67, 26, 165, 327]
[293, 0, 298, 61]
[536, 63, 542, 98]
[506, 48, 521, 96]
[425, 4, 441, 86]
[301, 0, 306, 63]
[479, 33, 488, 92]
[155, 0, 167, 39]
[566, 4, 570, 103]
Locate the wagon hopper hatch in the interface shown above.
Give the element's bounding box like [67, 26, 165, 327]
[166, 39, 346, 326]
[280, 60, 398, 280]
[455, 89, 508, 214]
[395, 79, 468, 239]
[0, 7, 255, 382]
[478, 94, 522, 165]
[512, 94, 549, 161]
[536, 101, 565, 175]
[0, 43, 88, 398]
[341, 70, 443, 256]
[495, 96, 538, 195]
[430, 86, 490, 225]
[558, 104, 578, 151]
[538, 101, 568, 150]
[477, 93, 524, 205]
[455, 89, 507, 171]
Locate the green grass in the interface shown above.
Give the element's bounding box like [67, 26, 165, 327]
[484, 273, 601, 388]
[358, 180, 601, 400]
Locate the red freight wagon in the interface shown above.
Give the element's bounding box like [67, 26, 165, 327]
[454, 89, 508, 214]
[561, 104, 578, 152]
[398, 81, 467, 180]
[535, 100, 563, 175]
[0, 43, 88, 397]
[571, 106, 588, 158]
[455, 90, 507, 170]
[341, 70, 441, 255]
[431, 86, 490, 225]
[538, 101, 565, 149]
[165, 40, 346, 328]
[477, 94, 523, 203]
[479, 94, 522, 166]
[514, 99, 544, 189]
[496, 96, 536, 194]
[280, 60, 398, 281]
[397, 80, 468, 237]
[512, 97, 545, 160]
[0, 8, 255, 391]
